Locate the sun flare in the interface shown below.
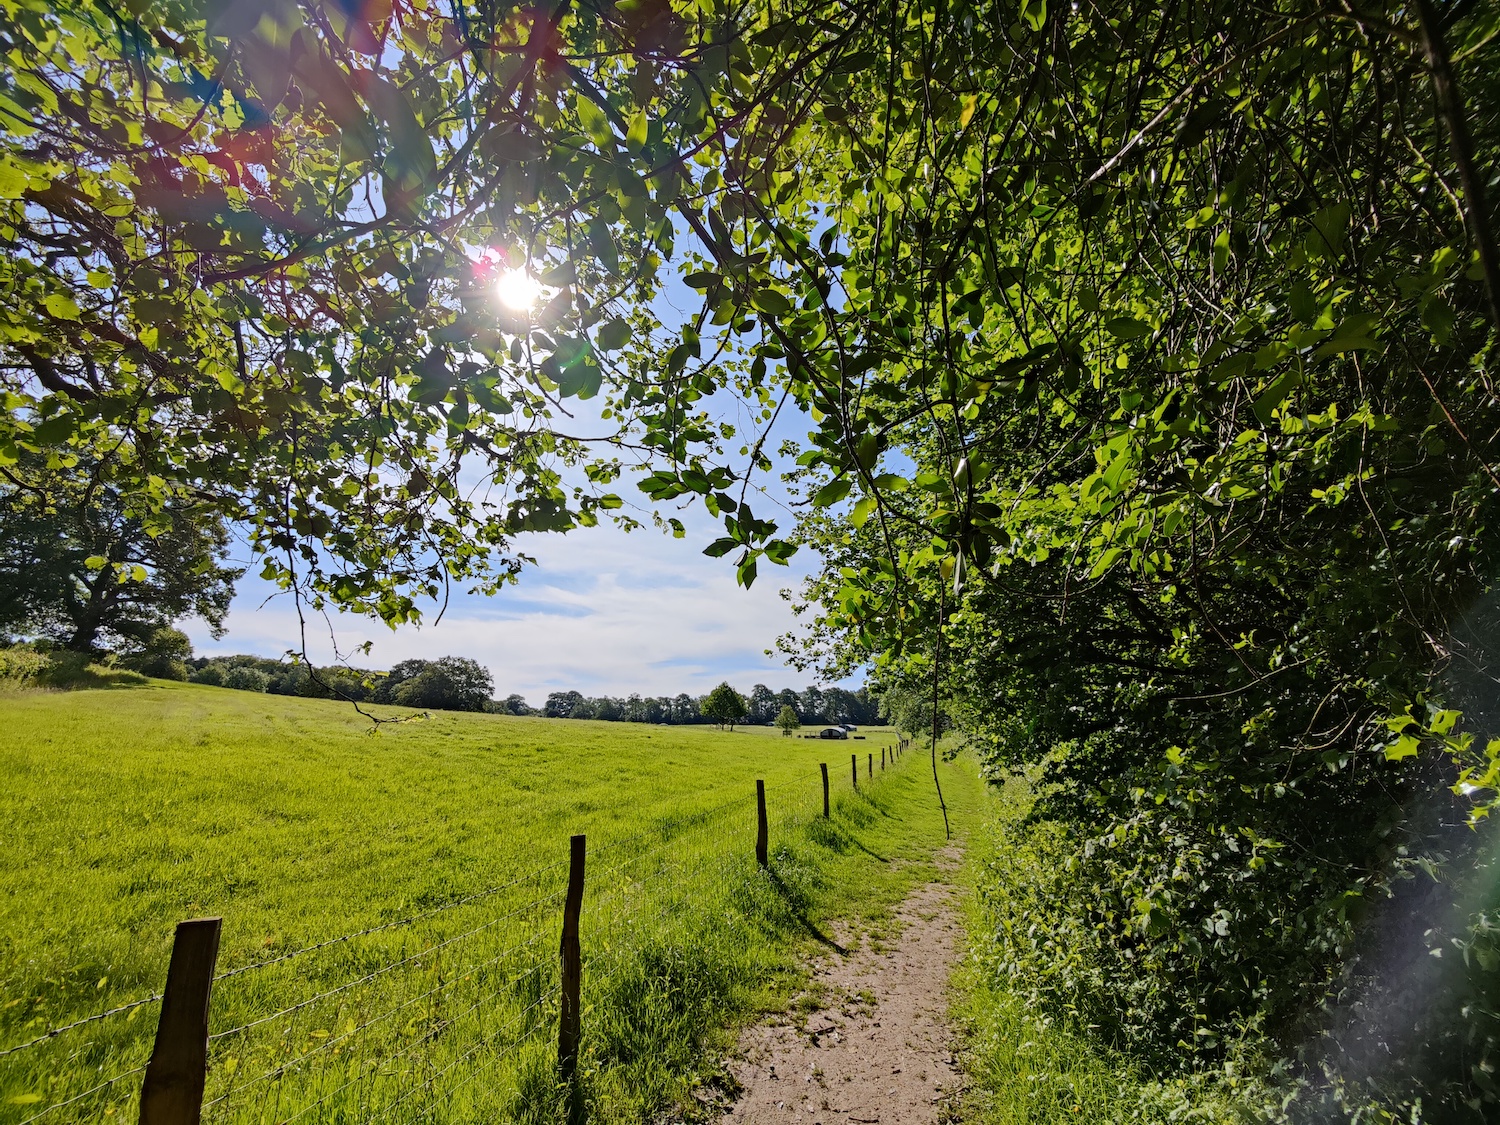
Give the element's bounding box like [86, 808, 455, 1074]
[496, 268, 542, 311]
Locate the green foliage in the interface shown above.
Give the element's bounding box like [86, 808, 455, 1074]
[0, 0, 806, 623]
[875, 683, 947, 741]
[389, 655, 493, 712]
[0, 646, 45, 685]
[732, 2, 1500, 1118]
[0, 466, 239, 653]
[775, 704, 800, 736]
[188, 663, 224, 687]
[956, 790, 1242, 1124]
[222, 666, 268, 693]
[7, 0, 1500, 1113]
[700, 681, 748, 730]
[122, 627, 194, 681]
[24, 648, 150, 690]
[490, 693, 533, 716]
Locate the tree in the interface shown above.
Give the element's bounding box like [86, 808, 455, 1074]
[875, 684, 943, 742]
[0, 0, 812, 627]
[671, 694, 700, 725]
[545, 691, 584, 719]
[775, 705, 801, 738]
[590, 696, 623, 722]
[224, 667, 268, 693]
[701, 683, 748, 731]
[390, 656, 493, 712]
[799, 687, 826, 727]
[748, 684, 777, 725]
[189, 662, 225, 687]
[494, 694, 532, 716]
[822, 688, 866, 727]
[373, 659, 429, 704]
[757, 5, 1500, 1117]
[0, 464, 240, 653]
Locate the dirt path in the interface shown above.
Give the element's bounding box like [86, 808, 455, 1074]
[720, 850, 964, 1125]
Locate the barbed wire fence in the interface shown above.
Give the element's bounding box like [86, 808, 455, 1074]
[0, 738, 913, 1125]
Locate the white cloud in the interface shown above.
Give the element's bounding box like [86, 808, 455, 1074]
[182, 520, 833, 705]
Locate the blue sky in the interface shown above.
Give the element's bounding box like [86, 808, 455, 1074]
[181, 490, 839, 708]
[181, 222, 858, 705]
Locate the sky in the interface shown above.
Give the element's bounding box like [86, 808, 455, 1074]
[181, 226, 857, 706]
[181, 496, 841, 708]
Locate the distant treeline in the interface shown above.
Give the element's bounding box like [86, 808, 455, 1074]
[184, 650, 879, 727]
[187, 654, 494, 713]
[534, 685, 879, 727]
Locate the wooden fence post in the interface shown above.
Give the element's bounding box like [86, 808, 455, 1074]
[868, 753, 872, 778]
[755, 780, 769, 867]
[558, 834, 586, 1086]
[881, 747, 886, 770]
[852, 753, 858, 789]
[820, 763, 830, 818]
[139, 917, 221, 1125]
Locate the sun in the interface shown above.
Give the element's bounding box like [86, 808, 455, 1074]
[496, 268, 542, 311]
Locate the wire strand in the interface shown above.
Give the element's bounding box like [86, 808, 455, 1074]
[16, 1064, 147, 1125]
[0, 994, 161, 1059]
[213, 856, 569, 984]
[209, 887, 566, 1041]
[204, 925, 556, 1104]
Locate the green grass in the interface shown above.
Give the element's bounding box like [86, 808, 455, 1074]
[0, 681, 984, 1124]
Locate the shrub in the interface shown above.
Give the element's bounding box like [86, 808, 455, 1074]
[135, 655, 189, 681]
[223, 667, 268, 692]
[189, 664, 225, 687]
[30, 649, 148, 689]
[0, 646, 47, 684]
[121, 627, 193, 680]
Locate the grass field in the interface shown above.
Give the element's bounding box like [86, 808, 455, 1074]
[0, 681, 985, 1124]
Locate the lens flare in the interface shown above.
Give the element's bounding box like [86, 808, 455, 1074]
[496, 268, 541, 311]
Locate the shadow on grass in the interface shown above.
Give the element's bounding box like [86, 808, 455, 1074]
[765, 866, 850, 955]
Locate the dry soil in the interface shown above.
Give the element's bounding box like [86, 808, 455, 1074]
[720, 850, 964, 1125]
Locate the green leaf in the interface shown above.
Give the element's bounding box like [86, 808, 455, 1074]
[625, 110, 648, 151]
[43, 293, 80, 320]
[813, 478, 852, 507]
[576, 96, 616, 149]
[1088, 546, 1123, 579]
[703, 537, 739, 558]
[1106, 316, 1151, 340]
[1022, 0, 1047, 31]
[851, 495, 875, 527]
[358, 75, 437, 190]
[588, 220, 621, 275]
[1385, 734, 1420, 762]
[0, 161, 28, 199]
[596, 319, 632, 351]
[736, 554, 758, 588]
[1252, 368, 1301, 424]
[751, 289, 793, 317]
[1212, 229, 1230, 273]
